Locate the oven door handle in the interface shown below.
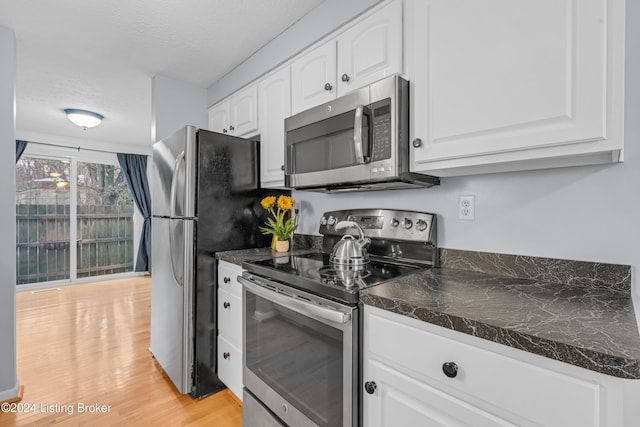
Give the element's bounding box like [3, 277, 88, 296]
[238, 276, 352, 325]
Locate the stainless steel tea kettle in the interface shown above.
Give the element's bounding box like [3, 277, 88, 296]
[330, 221, 371, 266]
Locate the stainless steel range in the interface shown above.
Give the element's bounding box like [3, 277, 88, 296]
[239, 209, 438, 427]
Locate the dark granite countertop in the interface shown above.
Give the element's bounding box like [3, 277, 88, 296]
[216, 242, 640, 379]
[216, 247, 319, 266]
[216, 234, 324, 266]
[361, 266, 640, 379]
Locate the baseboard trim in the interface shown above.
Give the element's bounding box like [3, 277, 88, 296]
[0, 384, 23, 404]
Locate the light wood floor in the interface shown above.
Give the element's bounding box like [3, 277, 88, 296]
[3, 276, 242, 426]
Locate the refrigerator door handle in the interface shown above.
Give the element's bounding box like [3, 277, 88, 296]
[169, 151, 186, 288]
[168, 220, 183, 287]
[170, 150, 185, 218]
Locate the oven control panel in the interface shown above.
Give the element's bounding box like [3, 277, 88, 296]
[319, 209, 436, 244]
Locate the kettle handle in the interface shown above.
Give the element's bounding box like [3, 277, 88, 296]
[334, 221, 371, 248]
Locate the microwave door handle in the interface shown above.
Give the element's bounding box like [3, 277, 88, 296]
[353, 105, 366, 164]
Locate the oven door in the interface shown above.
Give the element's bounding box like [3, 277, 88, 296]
[239, 273, 357, 427]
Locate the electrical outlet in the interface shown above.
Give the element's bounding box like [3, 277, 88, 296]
[458, 195, 475, 220]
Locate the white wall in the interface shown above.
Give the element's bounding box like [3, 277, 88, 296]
[207, 0, 640, 298]
[0, 25, 19, 401]
[152, 74, 207, 142]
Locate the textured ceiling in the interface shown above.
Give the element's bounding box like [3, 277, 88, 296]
[0, 0, 324, 149]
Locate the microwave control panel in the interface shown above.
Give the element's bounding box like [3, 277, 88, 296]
[370, 102, 392, 162]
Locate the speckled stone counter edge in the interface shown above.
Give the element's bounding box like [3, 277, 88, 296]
[360, 292, 640, 379]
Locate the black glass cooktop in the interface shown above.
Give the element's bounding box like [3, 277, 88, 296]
[242, 252, 423, 305]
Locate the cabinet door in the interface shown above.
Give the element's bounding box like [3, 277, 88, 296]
[229, 85, 258, 137]
[291, 41, 337, 114]
[337, 0, 402, 96]
[208, 101, 229, 134]
[258, 67, 291, 187]
[364, 360, 515, 427]
[218, 287, 242, 349]
[407, 0, 621, 176]
[218, 336, 243, 401]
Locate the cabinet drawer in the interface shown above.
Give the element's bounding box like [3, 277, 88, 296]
[365, 306, 600, 427]
[218, 336, 243, 402]
[218, 286, 242, 349]
[365, 359, 516, 427]
[217, 261, 243, 298]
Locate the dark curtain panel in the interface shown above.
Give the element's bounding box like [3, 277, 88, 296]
[117, 153, 152, 272]
[16, 140, 28, 163]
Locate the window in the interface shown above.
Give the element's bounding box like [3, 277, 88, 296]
[16, 150, 136, 287]
[16, 158, 71, 283]
[76, 162, 134, 278]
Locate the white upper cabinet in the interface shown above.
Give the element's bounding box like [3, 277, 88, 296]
[406, 0, 625, 176]
[208, 102, 229, 134]
[229, 85, 258, 137]
[258, 67, 291, 187]
[291, 0, 403, 114]
[291, 41, 337, 114]
[208, 84, 259, 137]
[336, 0, 402, 96]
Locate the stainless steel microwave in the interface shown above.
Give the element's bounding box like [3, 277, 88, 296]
[284, 75, 439, 192]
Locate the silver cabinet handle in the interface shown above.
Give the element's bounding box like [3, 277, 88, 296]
[239, 276, 351, 325]
[412, 138, 423, 148]
[341, 73, 350, 82]
[222, 128, 228, 134]
[229, 125, 235, 131]
[324, 82, 333, 91]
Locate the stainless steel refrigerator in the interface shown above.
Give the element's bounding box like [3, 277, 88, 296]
[150, 125, 274, 398]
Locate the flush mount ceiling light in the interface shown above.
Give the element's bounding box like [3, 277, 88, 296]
[64, 108, 104, 130]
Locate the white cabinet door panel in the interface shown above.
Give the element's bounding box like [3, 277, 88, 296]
[218, 336, 243, 401]
[208, 102, 229, 134]
[337, 0, 402, 96]
[291, 41, 337, 114]
[229, 85, 258, 137]
[258, 67, 291, 187]
[408, 0, 616, 173]
[364, 360, 516, 427]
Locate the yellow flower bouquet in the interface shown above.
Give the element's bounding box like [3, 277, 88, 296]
[259, 195, 297, 247]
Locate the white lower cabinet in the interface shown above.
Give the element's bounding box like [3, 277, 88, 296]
[363, 305, 640, 427]
[217, 260, 244, 401]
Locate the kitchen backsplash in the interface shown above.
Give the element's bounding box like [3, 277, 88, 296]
[292, 233, 323, 250]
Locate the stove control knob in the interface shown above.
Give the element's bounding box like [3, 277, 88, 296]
[390, 218, 400, 228]
[402, 218, 413, 229]
[415, 219, 428, 232]
[327, 216, 336, 226]
[320, 216, 328, 226]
